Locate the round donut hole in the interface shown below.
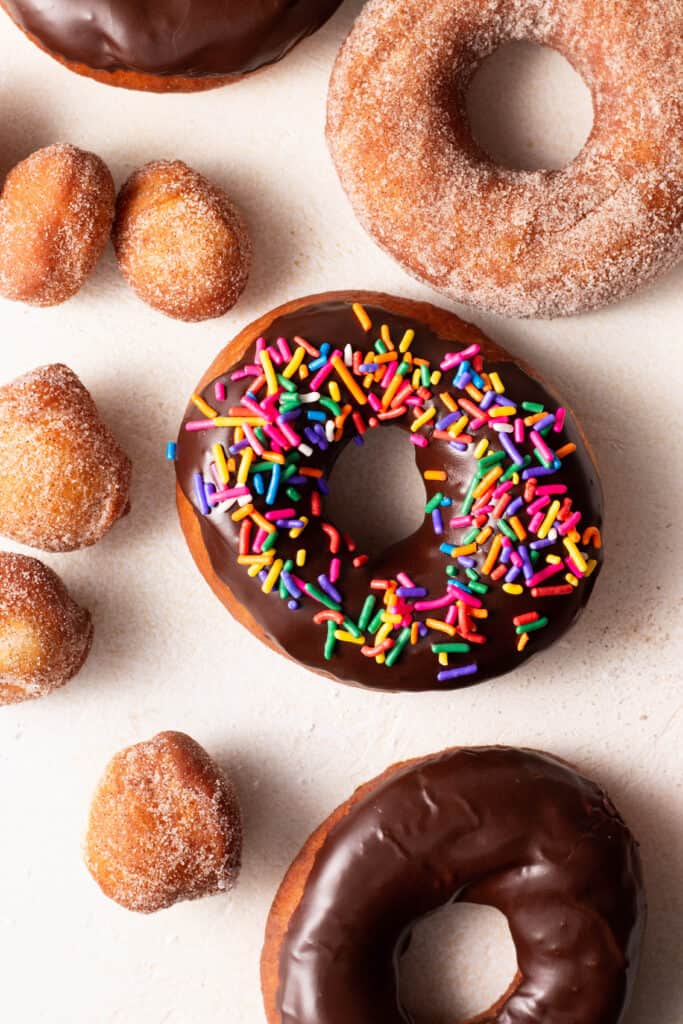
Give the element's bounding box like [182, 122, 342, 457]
[398, 902, 518, 1023]
[325, 426, 426, 558]
[465, 41, 594, 171]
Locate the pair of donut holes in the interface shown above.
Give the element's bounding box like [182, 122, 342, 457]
[0, 145, 250, 321]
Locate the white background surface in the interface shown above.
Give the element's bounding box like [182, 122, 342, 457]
[0, 4, 681, 1022]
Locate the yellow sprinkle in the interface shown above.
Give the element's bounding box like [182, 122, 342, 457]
[334, 631, 366, 645]
[482, 535, 503, 575]
[450, 415, 469, 437]
[233, 427, 244, 445]
[375, 653, 386, 665]
[538, 499, 561, 540]
[231, 503, 254, 522]
[328, 381, 341, 403]
[261, 451, 285, 464]
[563, 537, 588, 573]
[375, 622, 393, 644]
[251, 510, 276, 534]
[412, 368, 421, 389]
[425, 618, 456, 636]
[353, 302, 372, 332]
[283, 346, 306, 379]
[380, 324, 394, 349]
[238, 553, 273, 566]
[382, 374, 403, 409]
[424, 470, 447, 482]
[430, 371, 442, 386]
[473, 466, 503, 498]
[489, 405, 516, 418]
[214, 417, 265, 427]
[248, 563, 263, 578]
[489, 371, 505, 394]
[261, 559, 283, 594]
[440, 392, 458, 412]
[474, 439, 489, 459]
[363, 373, 374, 389]
[192, 393, 218, 419]
[453, 544, 477, 557]
[517, 632, 530, 653]
[509, 516, 527, 542]
[212, 443, 230, 484]
[555, 443, 577, 459]
[411, 406, 436, 432]
[290, 516, 309, 540]
[438, 652, 449, 666]
[565, 572, 580, 587]
[381, 613, 403, 625]
[399, 329, 415, 353]
[503, 583, 523, 595]
[585, 558, 598, 577]
[546, 554, 562, 565]
[511, 473, 520, 485]
[296, 548, 307, 567]
[237, 447, 254, 484]
[332, 355, 367, 405]
[260, 349, 279, 395]
[476, 525, 493, 545]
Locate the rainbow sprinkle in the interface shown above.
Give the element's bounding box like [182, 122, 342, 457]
[181, 303, 602, 684]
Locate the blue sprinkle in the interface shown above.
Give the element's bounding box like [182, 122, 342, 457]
[253, 472, 265, 495]
[265, 463, 281, 506]
[166, 441, 177, 461]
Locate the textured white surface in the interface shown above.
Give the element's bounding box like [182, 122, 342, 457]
[0, 6, 681, 1022]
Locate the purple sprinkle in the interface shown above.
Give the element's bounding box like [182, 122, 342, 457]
[530, 537, 556, 551]
[193, 473, 211, 516]
[418, 623, 429, 639]
[281, 572, 302, 599]
[276, 519, 305, 529]
[288, 600, 300, 611]
[278, 410, 302, 422]
[522, 465, 557, 479]
[457, 556, 476, 568]
[449, 441, 468, 452]
[436, 411, 462, 430]
[318, 575, 343, 604]
[317, 477, 330, 495]
[258, 570, 269, 584]
[505, 566, 521, 584]
[432, 509, 444, 535]
[495, 394, 517, 409]
[437, 663, 478, 682]
[480, 390, 497, 410]
[500, 544, 512, 565]
[535, 414, 555, 431]
[506, 496, 524, 517]
[500, 433, 523, 465]
[353, 435, 365, 446]
[397, 587, 428, 598]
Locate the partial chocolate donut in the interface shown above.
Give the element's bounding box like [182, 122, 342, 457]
[0, 0, 345, 92]
[175, 292, 603, 693]
[84, 731, 242, 913]
[262, 746, 646, 1024]
[0, 552, 93, 705]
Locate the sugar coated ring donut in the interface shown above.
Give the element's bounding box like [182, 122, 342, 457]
[262, 746, 646, 1024]
[327, 0, 683, 318]
[175, 293, 603, 693]
[0, 0, 345, 92]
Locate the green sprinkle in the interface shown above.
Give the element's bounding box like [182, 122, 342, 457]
[497, 519, 517, 541]
[460, 476, 478, 514]
[286, 486, 302, 502]
[465, 567, 479, 581]
[431, 642, 472, 654]
[446, 564, 458, 577]
[282, 463, 300, 481]
[324, 620, 337, 660]
[368, 608, 385, 634]
[516, 616, 549, 635]
[396, 361, 412, 377]
[358, 595, 376, 632]
[277, 375, 297, 393]
[478, 451, 506, 470]
[252, 460, 277, 473]
[262, 530, 279, 552]
[385, 627, 411, 667]
[500, 455, 531, 482]
[425, 492, 444, 514]
[534, 447, 553, 468]
[469, 581, 489, 595]
[420, 365, 431, 387]
[374, 339, 388, 354]
[522, 401, 544, 413]
[342, 618, 362, 638]
[305, 583, 341, 611]
[463, 526, 479, 545]
[319, 396, 342, 417]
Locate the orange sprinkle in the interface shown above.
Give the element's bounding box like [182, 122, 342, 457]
[425, 618, 456, 636]
[482, 534, 503, 575]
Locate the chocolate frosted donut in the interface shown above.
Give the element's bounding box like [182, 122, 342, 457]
[262, 746, 646, 1024]
[1, 0, 344, 91]
[327, 0, 683, 317]
[175, 293, 603, 693]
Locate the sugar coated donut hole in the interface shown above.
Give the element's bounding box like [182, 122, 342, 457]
[84, 731, 242, 914]
[0, 363, 132, 552]
[0, 143, 114, 307]
[113, 160, 251, 322]
[0, 552, 93, 705]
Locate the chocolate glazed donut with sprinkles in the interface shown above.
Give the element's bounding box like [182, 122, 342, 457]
[174, 292, 603, 693]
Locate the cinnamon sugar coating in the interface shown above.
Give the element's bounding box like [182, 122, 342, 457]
[0, 363, 132, 552]
[84, 731, 242, 914]
[0, 143, 114, 307]
[113, 160, 251, 322]
[0, 552, 93, 705]
[327, 0, 683, 318]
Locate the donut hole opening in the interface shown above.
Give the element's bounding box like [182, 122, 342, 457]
[398, 902, 518, 1024]
[465, 41, 594, 171]
[325, 426, 426, 558]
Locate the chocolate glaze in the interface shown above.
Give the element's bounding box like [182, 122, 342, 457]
[2, 0, 344, 78]
[274, 747, 645, 1024]
[176, 301, 603, 692]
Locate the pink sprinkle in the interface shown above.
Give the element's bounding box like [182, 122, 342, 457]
[514, 418, 525, 443]
[185, 420, 218, 431]
[397, 572, 416, 587]
[565, 558, 585, 578]
[452, 588, 482, 609]
[244, 424, 264, 456]
[530, 430, 555, 463]
[329, 557, 341, 583]
[492, 480, 515, 498]
[255, 337, 266, 353]
[414, 592, 458, 612]
[265, 508, 296, 521]
[529, 512, 545, 533]
[209, 462, 222, 488]
[536, 484, 567, 496]
[510, 552, 524, 569]
[405, 396, 423, 406]
[310, 360, 335, 392]
[242, 394, 270, 419]
[263, 423, 289, 449]
[554, 408, 566, 432]
[445, 605, 458, 626]
[267, 345, 283, 366]
[558, 512, 582, 535]
[527, 495, 551, 516]
[526, 563, 564, 588]
[441, 344, 481, 371]
[470, 416, 489, 430]
[450, 515, 473, 529]
[277, 420, 302, 448]
[214, 381, 226, 402]
[252, 529, 267, 554]
[381, 360, 398, 389]
[209, 485, 250, 504]
[411, 434, 428, 448]
[277, 336, 293, 362]
[367, 392, 382, 413]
